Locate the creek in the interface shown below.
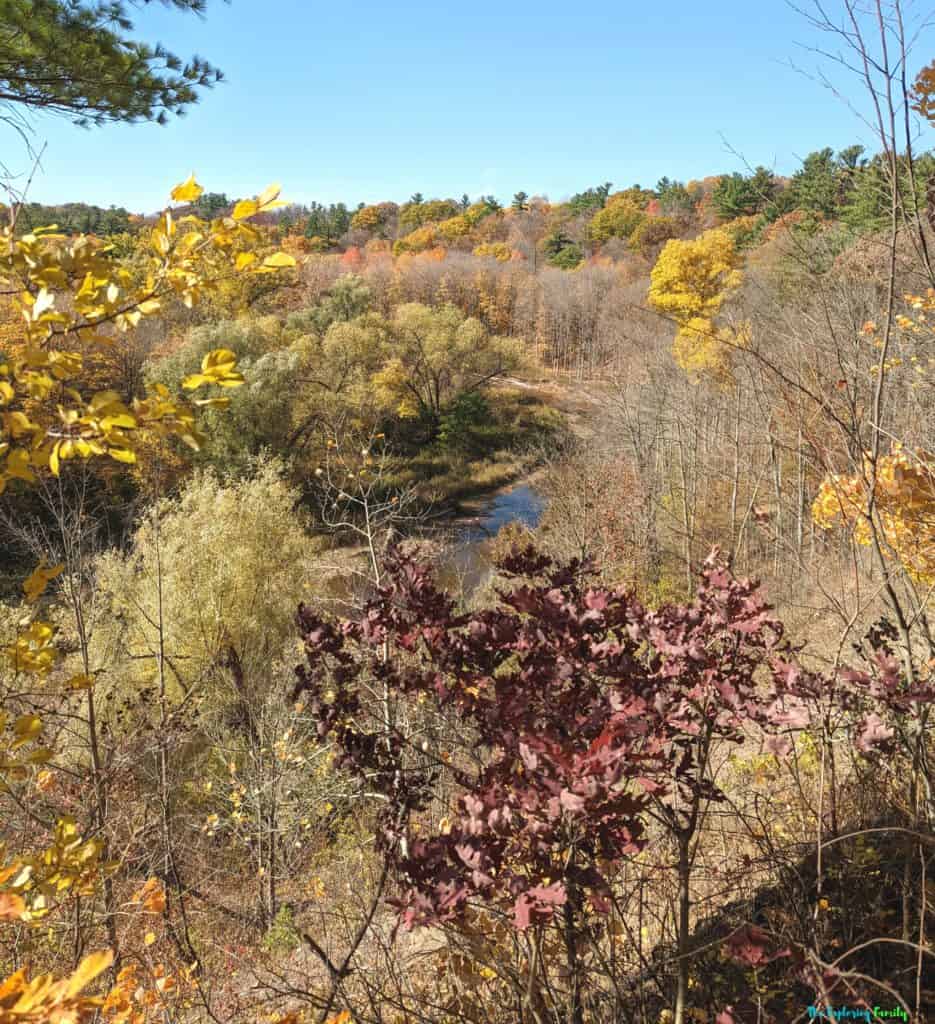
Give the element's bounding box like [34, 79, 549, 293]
[437, 481, 546, 593]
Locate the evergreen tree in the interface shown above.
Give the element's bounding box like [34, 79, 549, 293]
[0, 0, 222, 126]
[542, 229, 583, 269]
[791, 148, 846, 218]
[843, 150, 935, 231]
[711, 168, 776, 220]
[788, 145, 874, 220]
[567, 182, 613, 215]
[304, 202, 351, 243]
[193, 192, 230, 219]
[656, 177, 695, 216]
[13, 200, 134, 235]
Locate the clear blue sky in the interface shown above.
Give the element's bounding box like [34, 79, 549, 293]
[8, 0, 935, 212]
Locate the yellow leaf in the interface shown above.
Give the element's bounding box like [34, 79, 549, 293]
[13, 715, 42, 738]
[262, 252, 297, 269]
[62, 949, 115, 1000]
[232, 198, 259, 221]
[31, 288, 55, 321]
[144, 931, 156, 947]
[23, 560, 64, 603]
[100, 413, 136, 430]
[257, 183, 282, 208]
[4, 448, 37, 483]
[0, 892, 25, 920]
[204, 348, 237, 373]
[171, 175, 204, 203]
[235, 252, 257, 270]
[88, 390, 123, 414]
[107, 448, 137, 465]
[184, 348, 245, 389]
[4, 864, 33, 889]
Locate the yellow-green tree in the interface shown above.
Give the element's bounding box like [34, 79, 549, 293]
[370, 303, 525, 425]
[588, 196, 647, 243]
[93, 462, 324, 926]
[473, 242, 512, 261]
[398, 198, 460, 229]
[437, 214, 472, 241]
[350, 201, 397, 233]
[392, 224, 438, 256]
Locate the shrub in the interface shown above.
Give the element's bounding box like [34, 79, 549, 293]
[437, 391, 491, 452]
[542, 230, 583, 268]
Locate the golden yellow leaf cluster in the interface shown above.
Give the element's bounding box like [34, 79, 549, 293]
[0, 950, 113, 1024]
[130, 878, 167, 915]
[648, 227, 746, 382]
[0, 177, 295, 492]
[812, 443, 935, 584]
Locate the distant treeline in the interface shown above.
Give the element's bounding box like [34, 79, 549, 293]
[12, 201, 137, 235]
[7, 191, 235, 235]
[10, 144, 934, 248]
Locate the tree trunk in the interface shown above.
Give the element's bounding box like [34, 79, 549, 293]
[562, 866, 584, 1024]
[674, 832, 692, 1024]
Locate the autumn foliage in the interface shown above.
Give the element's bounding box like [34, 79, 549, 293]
[648, 227, 747, 381]
[0, 176, 295, 1019]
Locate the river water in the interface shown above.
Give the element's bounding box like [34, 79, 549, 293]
[437, 482, 546, 593]
[321, 481, 546, 607]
